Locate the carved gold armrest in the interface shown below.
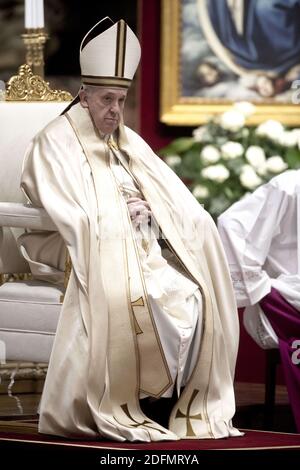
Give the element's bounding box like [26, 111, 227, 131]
[0, 273, 33, 287]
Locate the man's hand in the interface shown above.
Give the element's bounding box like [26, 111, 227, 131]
[127, 197, 151, 227]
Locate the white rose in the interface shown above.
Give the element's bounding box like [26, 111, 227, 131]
[291, 129, 300, 139]
[279, 131, 298, 147]
[221, 141, 244, 160]
[192, 126, 209, 142]
[265, 156, 288, 173]
[255, 120, 284, 141]
[257, 165, 267, 176]
[245, 146, 266, 169]
[240, 165, 263, 189]
[192, 184, 209, 199]
[201, 164, 230, 183]
[219, 110, 245, 132]
[165, 155, 181, 167]
[234, 101, 256, 117]
[200, 145, 220, 164]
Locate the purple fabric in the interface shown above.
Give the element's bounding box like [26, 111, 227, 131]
[260, 288, 300, 432]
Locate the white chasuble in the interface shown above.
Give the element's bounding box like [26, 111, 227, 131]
[20, 103, 241, 441]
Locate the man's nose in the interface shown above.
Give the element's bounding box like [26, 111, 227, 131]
[110, 101, 120, 113]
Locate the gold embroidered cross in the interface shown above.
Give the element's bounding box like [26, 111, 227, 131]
[175, 389, 202, 437]
[120, 403, 168, 434]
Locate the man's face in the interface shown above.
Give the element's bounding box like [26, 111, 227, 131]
[79, 87, 128, 135]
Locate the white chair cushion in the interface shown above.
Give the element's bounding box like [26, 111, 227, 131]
[0, 280, 63, 363]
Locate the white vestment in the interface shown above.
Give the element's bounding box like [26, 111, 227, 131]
[20, 103, 241, 441]
[218, 170, 300, 349]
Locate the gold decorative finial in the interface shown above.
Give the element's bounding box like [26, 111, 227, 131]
[22, 28, 48, 78]
[5, 65, 73, 102]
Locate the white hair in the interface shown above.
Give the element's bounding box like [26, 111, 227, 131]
[81, 84, 99, 95]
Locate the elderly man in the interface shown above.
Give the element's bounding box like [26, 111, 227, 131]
[20, 17, 240, 442]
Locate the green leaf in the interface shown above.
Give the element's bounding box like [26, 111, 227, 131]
[159, 138, 195, 155]
[285, 148, 300, 168]
[208, 195, 232, 218]
[225, 158, 245, 174]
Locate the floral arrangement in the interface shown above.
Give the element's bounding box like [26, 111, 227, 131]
[159, 102, 300, 219]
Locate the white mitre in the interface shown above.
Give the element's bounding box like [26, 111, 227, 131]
[80, 17, 141, 89]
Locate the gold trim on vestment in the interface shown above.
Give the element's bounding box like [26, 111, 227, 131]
[116, 20, 127, 77]
[131, 297, 145, 334]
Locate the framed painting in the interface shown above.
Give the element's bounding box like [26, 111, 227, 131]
[160, 0, 300, 126]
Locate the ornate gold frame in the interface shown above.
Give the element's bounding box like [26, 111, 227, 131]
[160, 0, 300, 126]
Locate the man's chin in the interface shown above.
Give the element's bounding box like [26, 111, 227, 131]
[99, 124, 118, 135]
[102, 120, 119, 134]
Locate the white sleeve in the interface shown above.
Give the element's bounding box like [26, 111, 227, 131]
[218, 183, 288, 307]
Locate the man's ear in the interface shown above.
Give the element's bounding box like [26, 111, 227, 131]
[79, 89, 89, 108]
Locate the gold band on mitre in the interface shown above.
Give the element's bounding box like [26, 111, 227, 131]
[115, 19, 127, 77]
[81, 75, 132, 88]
